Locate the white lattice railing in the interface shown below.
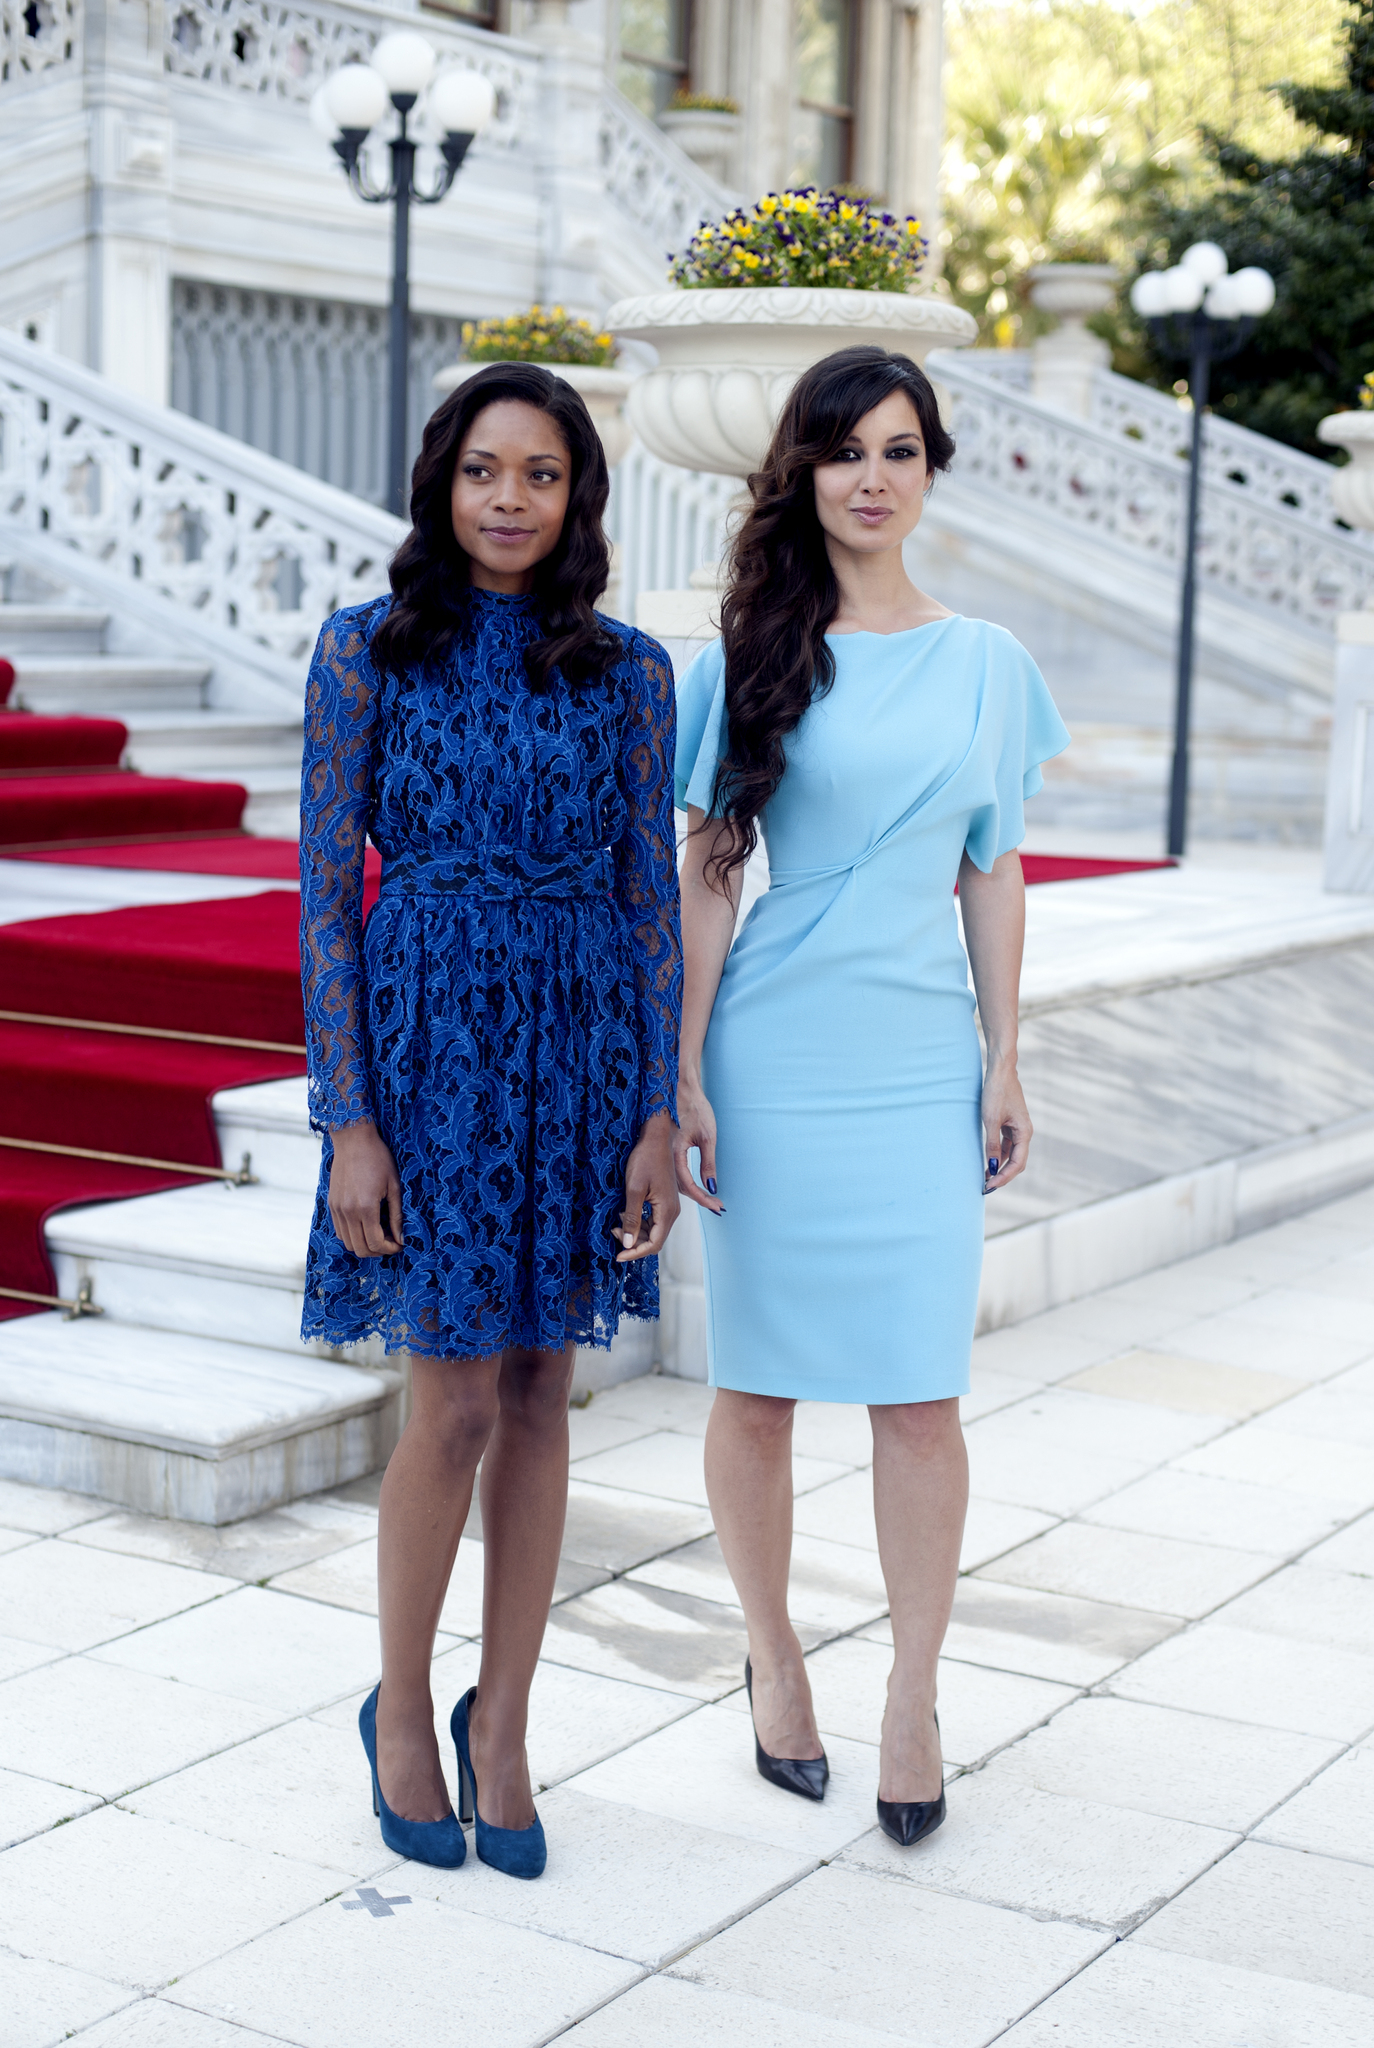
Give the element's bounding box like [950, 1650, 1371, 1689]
[0, 0, 79, 93]
[928, 350, 1374, 630]
[0, 328, 403, 681]
[598, 88, 735, 267]
[607, 443, 736, 623]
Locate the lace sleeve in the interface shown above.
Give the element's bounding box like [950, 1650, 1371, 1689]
[299, 607, 381, 1134]
[615, 634, 683, 1128]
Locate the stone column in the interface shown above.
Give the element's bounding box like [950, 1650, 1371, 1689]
[890, 1, 942, 261]
[736, 0, 794, 198]
[527, 0, 605, 320]
[83, 0, 174, 403]
[1317, 411, 1374, 892]
[1027, 264, 1116, 419]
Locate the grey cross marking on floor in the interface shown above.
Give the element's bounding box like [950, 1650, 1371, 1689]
[342, 1887, 412, 1918]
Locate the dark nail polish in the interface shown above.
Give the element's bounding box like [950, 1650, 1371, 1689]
[988, 1158, 999, 1175]
[705, 1177, 717, 1195]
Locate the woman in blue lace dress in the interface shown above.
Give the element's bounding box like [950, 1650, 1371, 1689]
[299, 364, 681, 1877]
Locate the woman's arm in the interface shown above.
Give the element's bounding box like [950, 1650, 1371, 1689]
[958, 847, 1031, 1192]
[673, 805, 743, 1215]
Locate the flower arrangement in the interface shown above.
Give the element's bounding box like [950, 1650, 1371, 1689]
[1360, 371, 1374, 410]
[669, 189, 927, 292]
[461, 307, 617, 367]
[666, 89, 740, 114]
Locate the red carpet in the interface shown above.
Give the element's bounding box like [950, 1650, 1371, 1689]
[13, 835, 384, 895]
[0, 713, 128, 773]
[0, 771, 249, 851]
[1020, 854, 1174, 883]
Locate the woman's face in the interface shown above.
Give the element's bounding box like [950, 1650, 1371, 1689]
[810, 390, 932, 559]
[450, 400, 572, 593]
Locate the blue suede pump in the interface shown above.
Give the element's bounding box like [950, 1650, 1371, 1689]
[451, 1687, 547, 1879]
[359, 1686, 466, 1868]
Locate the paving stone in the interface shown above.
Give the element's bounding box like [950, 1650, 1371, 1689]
[666, 1863, 1107, 2047]
[1096, 1265, 1263, 1324]
[1110, 1621, 1374, 1739]
[593, 1374, 715, 1435]
[1214, 1561, 1374, 1655]
[0, 1632, 62, 1683]
[0, 1539, 239, 1653]
[559, 1479, 715, 1573]
[1306, 1509, 1374, 1576]
[969, 1311, 1128, 1385]
[1255, 1744, 1374, 1865]
[70, 2004, 296, 2046]
[964, 1420, 1149, 1517]
[961, 1367, 1040, 1422]
[560, 1974, 902, 2047]
[790, 1470, 878, 1550]
[992, 1695, 1340, 1832]
[540, 1576, 759, 1698]
[268, 1534, 481, 1637]
[567, 1404, 658, 1461]
[788, 1400, 878, 1466]
[88, 1585, 418, 1715]
[63, 1499, 379, 1583]
[1081, 1464, 1353, 1554]
[1, 1764, 102, 1848]
[865, 1577, 1179, 1687]
[1159, 1289, 1374, 1380]
[0, 1654, 278, 1798]
[1059, 1350, 1303, 1417]
[165, 1892, 638, 2048]
[977, 1519, 1278, 1618]
[627, 1531, 890, 1634]
[120, 1716, 403, 1878]
[569, 1703, 880, 1856]
[1137, 1839, 1374, 1998]
[410, 1786, 810, 1965]
[1251, 1380, 1374, 1448]
[840, 1767, 1234, 1932]
[959, 1496, 1060, 1570]
[1, 1805, 337, 1992]
[0, 1946, 130, 2048]
[572, 1428, 846, 1506]
[0, 1525, 37, 1555]
[999, 1941, 1374, 2048]
[0, 1475, 114, 1533]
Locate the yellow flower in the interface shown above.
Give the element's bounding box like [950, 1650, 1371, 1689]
[596, 332, 612, 348]
[759, 195, 778, 215]
[743, 251, 761, 268]
[905, 219, 921, 235]
[839, 202, 856, 221]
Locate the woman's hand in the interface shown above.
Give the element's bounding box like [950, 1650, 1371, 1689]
[982, 1056, 1032, 1194]
[673, 1071, 725, 1216]
[616, 1111, 681, 1262]
[328, 1120, 404, 1256]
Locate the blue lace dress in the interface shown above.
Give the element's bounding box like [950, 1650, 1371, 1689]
[298, 586, 681, 1360]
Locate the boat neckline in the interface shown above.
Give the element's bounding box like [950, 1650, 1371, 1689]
[825, 615, 960, 640]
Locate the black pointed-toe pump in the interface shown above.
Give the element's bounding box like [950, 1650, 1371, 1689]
[876, 1710, 946, 1847]
[744, 1657, 828, 1802]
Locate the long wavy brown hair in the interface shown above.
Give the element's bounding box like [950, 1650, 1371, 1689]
[371, 362, 620, 692]
[709, 346, 955, 884]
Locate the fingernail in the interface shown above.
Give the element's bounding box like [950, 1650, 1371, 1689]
[988, 1159, 999, 1175]
[705, 1177, 717, 1195]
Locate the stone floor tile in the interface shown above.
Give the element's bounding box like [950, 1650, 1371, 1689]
[1173, 1422, 1374, 1505]
[567, 1404, 657, 1461]
[573, 1429, 846, 1506]
[1255, 1744, 1374, 1865]
[788, 1402, 878, 1466]
[963, 1420, 1150, 1517]
[666, 1863, 1106, 2047]
[1, 1805, 338, 1992]
[1214, 1561, 1374, 1654]
[89, 1585, 410, 1715]
[559, 1974, 903, 2047]
[165, 1893, 638, 2048]
[593, 1373, 716, 1435]
[0, 1654, 277, 1797]
[972, 1304, 1140, 1382]
[68, 2003, 296, 2046]
[1159, 1289, 1374, 1380]
[0, 1632, 63, 1683]
[1110, 1621, 1374, 1739]
[1080, 1466, 1352, 1554]
[998, 1942, 1374, 2048]
[420, 1645, 699, 1788]
[120, 1716, 403, 1877]
[1300, 1253, 1374, 1304]
[0, 1946, 130, 2048]
[1137, 1839, 1374, 1998]
[1059, 1350, 1303, 1418]
[976, 1519, 1278, 1618]
[0, 1475, 114, 1534]
[559, 1480, 715, 1573]
[628, 1531, 890, 1634]
[790, 1470, 878, 1550]
[569, 1703, 880, 1856]
[410, 1786, 810, 1965]
[863, 1578, 1179, 1687]
[1306, 1509, 1374, 1577]
[962, 1368, 1039, 1422]
[268, 1534, 482, 1637]
[1251, 1380, 1374, 1448]
[960, 1496, 1059, 1570]
[992, 1695, 1340, 1832]
[0, 1540, 239, 1652]
[0, 1525, 37, 1555]
[1098, 1264, 1263, 1323]
[539, 1577, 757, 1698]
[63, 1499, 378, 1583]
[981, 1385, 1224, 1468]
[1, 1763, 102, 1847]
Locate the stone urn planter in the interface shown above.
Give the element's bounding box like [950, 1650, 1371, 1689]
[433, 360, 634, 470]
[604, 287, 978, 478]
[1317, 410, 1374, 530]
[657, 105, 740, 185]
[1027, 263, 1117, 418]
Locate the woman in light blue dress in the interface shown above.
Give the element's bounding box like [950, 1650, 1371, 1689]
[674, 348, 1068, 1846]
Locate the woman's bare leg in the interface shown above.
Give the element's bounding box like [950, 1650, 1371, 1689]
[468, 1342, 577, 1829]
[374, 1353, 502, 1821]
[870, 1397, 968, 1802]
[704, 1388, 822, 1760]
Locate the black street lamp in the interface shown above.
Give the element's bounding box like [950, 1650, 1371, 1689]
[1130, 243, 1275, 857]
[314, 35, 494, 517]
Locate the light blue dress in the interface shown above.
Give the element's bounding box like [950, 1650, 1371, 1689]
[675, 617, 1070, 1404]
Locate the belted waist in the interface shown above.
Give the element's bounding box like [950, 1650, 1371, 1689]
[379, 845, 615, 901]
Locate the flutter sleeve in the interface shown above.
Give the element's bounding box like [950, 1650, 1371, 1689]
[298, 605, 382, 1134]
[616, 632, 684, 1128]
[963, 632, 1071, 873]
[673, 637, 728, 814]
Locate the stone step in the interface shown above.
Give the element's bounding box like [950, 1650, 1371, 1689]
[0, 1312, 401, 1523]
[121, 713, 303, 778]
[213, 1077, 320, 1194]
[10, 656, 212, 715]
[0, 603, 109, 657]
[1033, 721, 1330, 843]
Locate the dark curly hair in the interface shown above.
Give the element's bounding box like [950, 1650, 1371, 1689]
[710, 346, 955, 883]
[371, 361, 620, 692]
